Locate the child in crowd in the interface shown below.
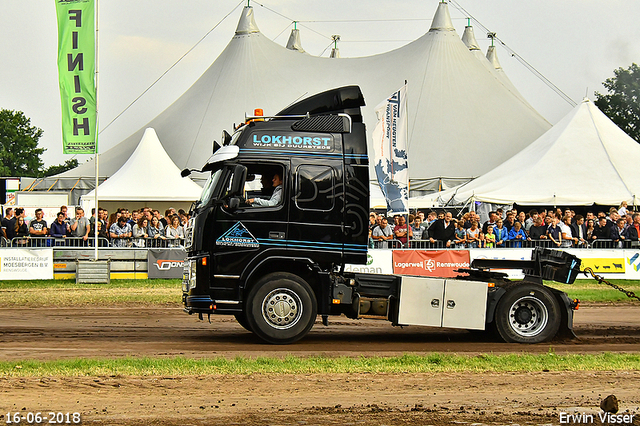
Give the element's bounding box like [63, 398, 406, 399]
[484, 225, 496, 248]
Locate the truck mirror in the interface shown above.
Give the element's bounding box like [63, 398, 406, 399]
[227, 197, 240, 211]
[181, 168, 191, 177]
[229, 164, 247, 196]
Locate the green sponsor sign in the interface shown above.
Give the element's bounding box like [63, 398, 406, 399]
[56, 0, 97, 154]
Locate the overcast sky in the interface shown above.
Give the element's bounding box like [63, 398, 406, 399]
[1, 0, 639, 168]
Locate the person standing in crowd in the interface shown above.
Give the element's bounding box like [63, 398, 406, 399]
[482, 211, 498, 234]
[29, 208, 48, 241]
[585, 219, 596, 245]
[161, 210, 171, 228]
[372, 217, 393, 248]
[592, 216, 612, 247]
[570, 215, 587, 247]
[165, 215, 184, 247]
[69, 207, 90, 245]
[484, 225, 496, 248]
[465, 221, 481, 248]
[368, 212, 377, 232]
[5, 207, 24, 241]
[546, 217, 562, 247]
[559, 215, 575, 248]
[393, 215, 411, 247]
[411, 215, 425, 240]
[507, 221, 529, 248]
[493, 218, 508, 248]
[503, 212, 515, 233]
[147, 216, 166, 247]
[60, 205, 69, 222]
[529, 217, 548, 241]
[14, 216, 29, 245]
[110, 216, 132, 248]
[132, 217, 149, 248]
[2, 207, 14, 239]
[618, 201, 629, 218]
[454, 220, 466, 248]
[425, 211, 437, 229]
[428, 212, 456, 248]
[524, 210, 538, 233]
[50, 211, 69, 244]
[611, 218, 629, 248]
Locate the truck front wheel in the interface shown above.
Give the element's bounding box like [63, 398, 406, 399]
[245, 273, 317, 344]
[494, 284, 561, 343]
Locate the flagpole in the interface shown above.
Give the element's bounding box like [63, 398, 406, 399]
[404, 80, 409, 248]
[94, 0, 99, 260]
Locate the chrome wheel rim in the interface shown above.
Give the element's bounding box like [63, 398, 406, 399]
[262, 288, 302, 330]
[508, 295, 549, 337]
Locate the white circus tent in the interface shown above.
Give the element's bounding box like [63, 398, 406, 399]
[81, 128, 202, 213]
[434, 98, 640, 207]
[42, 1, 550, 202]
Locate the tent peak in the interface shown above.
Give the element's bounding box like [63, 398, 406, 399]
[461, 25, 481, 51]
[430, 1, 455, 32]
[286, 27, 305, 53]
[486, 45, 502, 71]
[236, 6, 260, 35]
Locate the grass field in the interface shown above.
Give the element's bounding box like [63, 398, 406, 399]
[2, 352, 639, 377]
[1, 278, 639, 307]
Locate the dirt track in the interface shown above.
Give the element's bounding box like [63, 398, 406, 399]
[1, 305, 640, 425]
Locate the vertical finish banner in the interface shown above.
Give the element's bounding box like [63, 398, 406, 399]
[372, 84, 409, 215]
[56, 0, 97, 154]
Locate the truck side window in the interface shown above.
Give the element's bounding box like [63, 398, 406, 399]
[245, 165, 285, 208]
[295, 165, 334, 211]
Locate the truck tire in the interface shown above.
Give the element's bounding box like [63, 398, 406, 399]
[494, 284, 561, 343]
[234, 313, 252, 332]
[245, 272, 317, 344]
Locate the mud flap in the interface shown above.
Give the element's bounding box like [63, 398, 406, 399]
[551, 289, 578, 340]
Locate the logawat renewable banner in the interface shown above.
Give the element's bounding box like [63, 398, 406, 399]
[393, 250, 469, 278]
[56, 0, 97, 154]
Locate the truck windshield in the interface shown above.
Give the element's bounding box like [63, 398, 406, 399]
[196, 168, 223, 208]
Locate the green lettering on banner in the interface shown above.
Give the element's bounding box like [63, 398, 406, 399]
[56, 0, 97, 154]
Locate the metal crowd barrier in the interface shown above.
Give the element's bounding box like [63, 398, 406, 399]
[370, 238, 639, 249]
[8, 236, 185, 249]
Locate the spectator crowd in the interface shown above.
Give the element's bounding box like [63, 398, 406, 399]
[1, 206, 190, 248]
[369, 202, 640, 250]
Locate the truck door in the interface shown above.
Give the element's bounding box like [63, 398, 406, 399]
[211, 161, 289, 280]
[287, 158, 344, 262]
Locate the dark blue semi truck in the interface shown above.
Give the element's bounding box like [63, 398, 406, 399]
[181, 86, 582, 344]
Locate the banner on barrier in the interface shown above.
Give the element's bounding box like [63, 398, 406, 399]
[393, 250, 469, 278]
[147, 248, 186, 279]
[345, 250, 393, 274]
[0, 249, 53, 280]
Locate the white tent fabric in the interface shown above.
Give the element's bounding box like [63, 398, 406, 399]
[435, 99, 640, 206]
[53, 2, 550, 194]
[82, 128, 202, 202]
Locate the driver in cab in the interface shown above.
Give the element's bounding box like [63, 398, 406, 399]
[248, 173, 283, 207]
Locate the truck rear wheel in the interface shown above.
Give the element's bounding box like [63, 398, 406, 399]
[245, 272, 317, 344]
[494, 284, 561, 343]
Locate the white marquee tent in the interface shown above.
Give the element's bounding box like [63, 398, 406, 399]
[81, 128, 202, 212]
[433, 98, 640, 207]
[46, 1, 550, 199]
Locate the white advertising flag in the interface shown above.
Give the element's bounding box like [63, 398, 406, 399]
[372, 85, 409, 215]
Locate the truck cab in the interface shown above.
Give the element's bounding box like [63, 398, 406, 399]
[183, 86, 370, 342]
